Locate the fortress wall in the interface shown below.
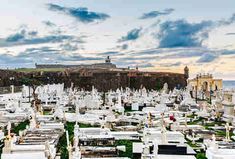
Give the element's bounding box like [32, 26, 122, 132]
[0, 69, 187, 91]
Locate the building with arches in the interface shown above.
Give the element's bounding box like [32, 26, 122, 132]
[188, 73, 223, 98]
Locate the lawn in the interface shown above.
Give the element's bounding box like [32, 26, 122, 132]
[115, 140, 133, 158]
[13, 68, 66, 73]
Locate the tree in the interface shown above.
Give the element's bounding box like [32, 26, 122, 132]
[20, 77, 42, 111]
[156, 81, 161, 90]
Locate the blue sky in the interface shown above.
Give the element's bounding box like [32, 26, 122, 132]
[0, 0, 235, 79]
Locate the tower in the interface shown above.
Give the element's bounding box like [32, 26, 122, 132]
[105, 56, 111, 63]
[184, 66, 189, 79]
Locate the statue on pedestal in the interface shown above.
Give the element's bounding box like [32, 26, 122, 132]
[162, 83, 168, 94]
[225, 123, 231, 142]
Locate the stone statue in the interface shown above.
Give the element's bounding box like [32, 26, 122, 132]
[161, 119, 167, 144]
[45, 140, 52, 159]
[211, 134, 218, 152]
[162, 83, 168, 94]
[30, 112, 37, 130]
[73, 122, 81, 159]
[225, 123, 231, 142]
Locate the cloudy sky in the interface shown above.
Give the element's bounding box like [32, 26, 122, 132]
[0, 0, 235, 79]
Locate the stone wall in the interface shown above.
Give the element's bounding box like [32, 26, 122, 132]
[0, 69, 187, 91]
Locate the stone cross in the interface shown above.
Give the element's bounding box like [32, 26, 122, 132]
[66, 131, 72, 159]
[153, 139, 158, 159]
[7, 121, 11, 137]
[192, 131, 195, 144]
[148, 113, 152, 127]
[185, 112, 188, 128]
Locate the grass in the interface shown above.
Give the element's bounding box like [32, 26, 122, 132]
[204, 120, 225, 130]
[124, 106, 135, 112]
[12, 120, 30, 135]
[57, 122, 99, 159]
[187, 117, 205, 125]
[115, 140, 133, 158]
[43, 110, 51, 115]
[187, 113, 197, 119]
[0, 120, 30, 159]
[13, 68, 66, 73]
[196, 152, 207, 159]
[57, 122, 74, 159]
[57, 133, 68, 159]
[186, 137, 207, 159]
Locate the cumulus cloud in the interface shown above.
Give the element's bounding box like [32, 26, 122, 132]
[155, 13, 235, 49]
[119, 28, 142, 42]
[0, 28, 82, 47]
[47, 3, 110, 23]
[140, 8, 174, 19]
[157, 20, 213, 48]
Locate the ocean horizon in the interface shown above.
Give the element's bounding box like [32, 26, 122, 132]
[223, 80, 235, 90]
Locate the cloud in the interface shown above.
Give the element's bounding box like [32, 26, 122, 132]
[57, 55, 102, 62]
[221, 50, 235, 55]
[138, 63, 154, 68]
[219, 13, 235, 25]
[115, 44, 128, 50]
[163, 50, 204, 59]
[0, 46, 103, 68]
[60, 43, 78, 51]
[157, 20, 213, 48]
[160, 62, 181, 67]
[100, 51, 119, 56]
[140, 8, 174, 19]
[47, 3, 110, 23]
[121, 44, 128, 50]
[226, 32, 235, 35]
[154, 13, 235, 49]
[119, 28, 142, 42]
[0, 54, 29, 64]
[5, 29, 38, 42]
[115, 59, 154, 68]
[42, 20, 56, 27]
[0, 28, 79, 47]
[197, 53, 218, 63]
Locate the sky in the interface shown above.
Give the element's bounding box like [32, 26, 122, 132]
[0, 0, 235, 80]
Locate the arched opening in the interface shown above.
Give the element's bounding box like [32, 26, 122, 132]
[202, 81, 208, 92]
